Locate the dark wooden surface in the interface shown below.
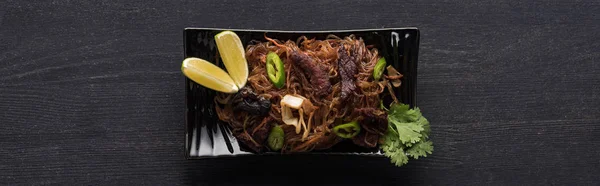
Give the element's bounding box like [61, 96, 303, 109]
[1, 0, 599, 185]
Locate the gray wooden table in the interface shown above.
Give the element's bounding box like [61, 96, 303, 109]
[1, 0, 598, 185]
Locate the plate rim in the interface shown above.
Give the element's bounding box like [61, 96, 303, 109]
[183, 28, 420, 159]
[184, 27, 419, 33]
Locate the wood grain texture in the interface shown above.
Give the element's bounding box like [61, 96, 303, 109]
[0, 0, 599, 185]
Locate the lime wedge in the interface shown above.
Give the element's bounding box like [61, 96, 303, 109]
[181, 57, 239, 93]
[214, 31, 249, 88]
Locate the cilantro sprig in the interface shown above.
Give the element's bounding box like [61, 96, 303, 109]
[380, 103, 433, 167]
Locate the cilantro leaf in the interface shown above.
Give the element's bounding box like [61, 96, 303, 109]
[407, 140, 433, 159]
[380, 103, 433, 167]
[418, 115, 430, 139]
[386, 145, 409, 166]
[388, 104, 425, 145]
[389, 120, 423, 145]
[381, 132, 409, 166]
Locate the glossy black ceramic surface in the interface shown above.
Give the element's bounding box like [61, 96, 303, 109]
[184, 28, 420, 159]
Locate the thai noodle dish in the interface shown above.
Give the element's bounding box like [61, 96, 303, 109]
[181, 30, 433, 166]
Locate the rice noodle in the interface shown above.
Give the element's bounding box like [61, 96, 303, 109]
[215, 34, 396, 153]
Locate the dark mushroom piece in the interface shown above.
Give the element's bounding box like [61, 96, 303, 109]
[230, 86, 271, 116]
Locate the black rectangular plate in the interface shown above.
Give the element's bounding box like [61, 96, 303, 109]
[184, 28, 420, 159]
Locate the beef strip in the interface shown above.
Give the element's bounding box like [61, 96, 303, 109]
[351, 108, 389, 148]
[355, 108, 388, 135]
[290, 51, 332, 97]
[337, 45, 358, 101]
[351, 130, 380, 148]
[231, 117, 271, 153]
[233, 130, 263, 153]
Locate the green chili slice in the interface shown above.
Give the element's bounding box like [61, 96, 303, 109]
[266, 52, 286, 88]
[373, 57, 386, 80]
[333, 121, 361, 138]
[267, 125, 285, 151]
